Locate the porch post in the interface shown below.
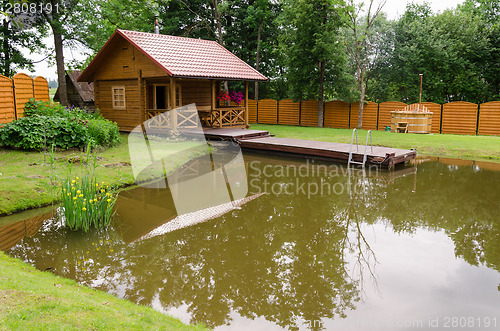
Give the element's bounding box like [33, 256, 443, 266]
[244, 81, 249, 128]
[170, 77, 177, 130]
[211, 80, 217, 128]
[211, 80, 216, 110]
[138, 76, 144, 122]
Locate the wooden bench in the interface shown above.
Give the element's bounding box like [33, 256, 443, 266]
[397, 122, 409, 133]
[197, 106, 212, 126]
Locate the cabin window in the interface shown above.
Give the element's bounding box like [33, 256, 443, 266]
[112, 86, 126, 110]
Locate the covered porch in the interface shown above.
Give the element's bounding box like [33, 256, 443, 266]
[142, 76, 250, 131]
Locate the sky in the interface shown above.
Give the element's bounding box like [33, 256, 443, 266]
[22, 0, 465, 81]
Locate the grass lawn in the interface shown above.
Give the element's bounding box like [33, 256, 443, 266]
[251, 124, 500, 162]
[0, 133, 206, 215]
[0, 252, 208, 330]
[0, 133, 209, 330]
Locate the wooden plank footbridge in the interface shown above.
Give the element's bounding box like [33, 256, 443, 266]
[201, 128, 416, 169]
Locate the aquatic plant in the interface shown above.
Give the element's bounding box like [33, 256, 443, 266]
[59, 143, 117, 232]
[60, 175, 116, 232]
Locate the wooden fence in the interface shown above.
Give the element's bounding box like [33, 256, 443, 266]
[248, 99, 500, 136]
[0, 73, 50, 125]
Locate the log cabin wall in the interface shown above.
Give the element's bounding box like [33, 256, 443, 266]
[93, 35, 165, 81]
[179, 79, 212, 107]
[92, 35, 167, 131]
[97, 79, 141, 132]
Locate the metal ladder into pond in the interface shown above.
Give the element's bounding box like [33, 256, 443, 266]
[348, 129, 373, 168]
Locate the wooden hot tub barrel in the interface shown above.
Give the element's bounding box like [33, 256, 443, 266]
[391, 111, 433, 134]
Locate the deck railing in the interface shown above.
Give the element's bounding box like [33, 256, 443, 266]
[209, 107, 246, 128]
[146, 108, 199, 130]
[146, 107, 246, 129]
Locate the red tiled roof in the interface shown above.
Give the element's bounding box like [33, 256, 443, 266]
[79, 29, 267, 82]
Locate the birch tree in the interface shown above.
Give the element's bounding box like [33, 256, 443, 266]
[344, 0, 386, 129]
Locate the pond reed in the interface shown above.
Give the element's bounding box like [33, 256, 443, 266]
[59, 143, 117, 232]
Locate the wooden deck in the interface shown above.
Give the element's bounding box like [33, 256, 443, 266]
[203, 128, 271, 140]
[200, 128, 416, 168]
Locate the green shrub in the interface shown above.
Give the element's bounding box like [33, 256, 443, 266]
[0, 99, 120, 150]
[24, 99, 94, 120]
[0, 115, 89, 150]
[87, 119, 120, 148]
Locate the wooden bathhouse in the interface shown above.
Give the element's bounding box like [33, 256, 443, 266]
[78, 29, 267, 131]
[54, 70, 95, 111]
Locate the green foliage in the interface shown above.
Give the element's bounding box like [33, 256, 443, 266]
[24, 99, 92, 120]
[60, 174, 116, 232]
[87, 118, 120, 147]
[0, 99, 119, 150]
[20, 0, 496, 103]
[69, 0, 158, 68]
[0, 1, 48, 76]
[0, 115, 89, 150]
[368, 1, 499, 103]
[279, 0, 351, 101]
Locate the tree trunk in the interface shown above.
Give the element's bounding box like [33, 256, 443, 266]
[212, 0, 229, 99]
[318, 60, 325, 128]
[254, 19, 263, 102]
[2, 19, 11, 77]
[53, 28, 67, 106]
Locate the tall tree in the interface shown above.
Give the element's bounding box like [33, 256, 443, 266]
[280, 0, 347, 127]
[159, 0, 217, 40]
[0, 0, 46, 77]
[459, 0, 500, 100]
[369, 2, 496, 104]
[222, 0, 281, 99]
[71, 0, 158, 56]
[344, 0, 386, 129]
[43, 0, 69, 105]
[229, 0, 274, 101]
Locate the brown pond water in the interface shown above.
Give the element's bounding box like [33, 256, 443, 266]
[3, 153, 500, 330]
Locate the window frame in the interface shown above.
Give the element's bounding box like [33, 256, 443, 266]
[112, 86, 126, 110]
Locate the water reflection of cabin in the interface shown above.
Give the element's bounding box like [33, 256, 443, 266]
[78, 29, 268, 132]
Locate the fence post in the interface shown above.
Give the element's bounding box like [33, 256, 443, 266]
[298, 99, 302, 126]
[439, 104, 443, 134]
[376, 102, 380, 130]
[276, 99, 280, 125]
[12, 83, 17, 120]
[322, 101, 325, 128]
[256, 99, 259, 124]
[476, 103, 480, 136]
[348, 102, 351, 128]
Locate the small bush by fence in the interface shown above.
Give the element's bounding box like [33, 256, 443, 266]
[249, 99, 500, 136]
[0, 73, 50, 125]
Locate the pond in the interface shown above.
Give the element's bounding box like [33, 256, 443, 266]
[2, 153, 500, 330]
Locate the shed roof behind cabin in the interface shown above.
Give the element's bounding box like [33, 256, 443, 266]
[78, 29, 268, 82]
[68, 71, 94, 102]
[54, 70, 94, 102]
